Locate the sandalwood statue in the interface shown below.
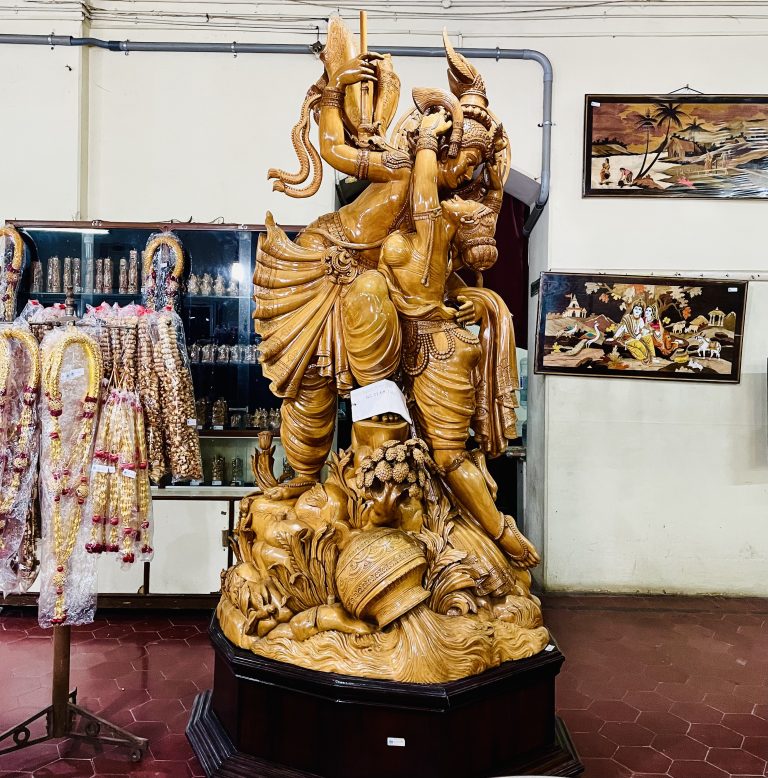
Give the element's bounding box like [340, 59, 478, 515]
[217, 17, 548, 683]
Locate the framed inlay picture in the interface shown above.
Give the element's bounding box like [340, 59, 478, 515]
[584, 94, 768, 198]
[535, 272, 747, 382]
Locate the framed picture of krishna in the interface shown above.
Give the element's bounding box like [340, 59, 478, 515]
[535, 272, 747, 382]
[584, 94, 768, 198]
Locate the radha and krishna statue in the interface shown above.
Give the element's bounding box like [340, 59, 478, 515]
[216, 17, 549, 683]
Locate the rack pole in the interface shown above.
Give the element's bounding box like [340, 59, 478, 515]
[50, 626, 71, 737]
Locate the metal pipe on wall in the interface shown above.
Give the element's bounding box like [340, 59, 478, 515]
[0, 33, 552, 234]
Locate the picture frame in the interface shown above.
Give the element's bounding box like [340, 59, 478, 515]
[583, 94, 768, 199]
[535, 272, 747, 382]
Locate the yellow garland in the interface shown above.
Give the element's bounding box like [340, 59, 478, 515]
[42, 328, 102, 624]
[0, 225, 24, 322]
[0, 327, 41, 550]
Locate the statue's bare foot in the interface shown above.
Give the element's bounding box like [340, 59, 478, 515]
[498, 515, 541, 569]
[264, 476, 317, 501]
[317, 603, 376, 635]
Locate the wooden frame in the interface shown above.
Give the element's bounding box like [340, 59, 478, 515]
[583, 94, 768, 199]
[535, 272, 747, 382]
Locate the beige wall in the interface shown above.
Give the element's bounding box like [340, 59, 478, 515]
[2, 3, 767, 595]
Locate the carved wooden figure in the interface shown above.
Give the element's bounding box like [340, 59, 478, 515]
[217, 18, 547, 684]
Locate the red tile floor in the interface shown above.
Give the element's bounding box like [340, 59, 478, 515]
[0, 595, 765, 777]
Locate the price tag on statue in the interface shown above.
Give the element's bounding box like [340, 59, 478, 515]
[350, 380, 412, 425]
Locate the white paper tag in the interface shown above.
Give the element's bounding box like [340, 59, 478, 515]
[92, 463, 115, 474]
[187, 418, 197, 426]
[545, 644, 555, 652]
[351, 380, 412, 425]
[122, 469, 136, 479]
[213, 425, 224, 431]
[387, 737, 405, 747]
[61, 367, 85, 382]
[211, 480, 222, 486]
[190, 479, 202, 486]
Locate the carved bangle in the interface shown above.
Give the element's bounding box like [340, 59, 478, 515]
[320, 86, 345, 109]
[415, 133, 439, 154]
[412, 207, 442, 222]
[356, 149, 370, 181]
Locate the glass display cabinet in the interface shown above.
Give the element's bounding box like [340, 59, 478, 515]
[8, 219, 309, 603]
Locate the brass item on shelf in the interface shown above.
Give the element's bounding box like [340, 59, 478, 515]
[200, 273, 213, 296]
[213, 274, 226, 297]
[211, 397, 228, 428]
[227, 279, 239, 297]
[216, 344, 230, 364]
[201, 343, 215, 364]
[212, 454, 225, 483]
[188, 273, 200, 295]
[230, 456, 244, 486]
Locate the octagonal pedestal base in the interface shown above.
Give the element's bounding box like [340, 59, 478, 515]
[187, 617, 583, 778]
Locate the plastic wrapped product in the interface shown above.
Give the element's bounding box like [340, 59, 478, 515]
[137, 312, 167, 484]
[142, 232, 184, 312]
[73, 257, 82, 294]
[149, 309, 202, 482]
[118, 257, 128, 294]
[38, 326, 103, 627]
[63, 257, 73, 293]
[0, 320, 41, 595]
[47, 256, 62, 293]
[0, 225, 26, 321]
[103, 257, 113, 294]
[95, 258, 104, 296]
[128, 250, 139, 294]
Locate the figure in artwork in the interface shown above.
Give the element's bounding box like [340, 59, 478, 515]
[217, 17, 548, 683]
[537, 273, 747, 382]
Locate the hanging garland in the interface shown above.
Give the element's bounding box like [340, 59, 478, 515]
[40, 328, 102, 625]
[0, 225, 25, 322]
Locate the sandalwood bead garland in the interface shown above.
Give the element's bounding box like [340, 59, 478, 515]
[152, 311, 202, 481]
[137, 315, 167, 483]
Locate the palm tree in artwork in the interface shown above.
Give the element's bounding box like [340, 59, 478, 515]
[684, 116, 706, 153]
[635, 110, 656, 178]
[636, 101, 690, 180]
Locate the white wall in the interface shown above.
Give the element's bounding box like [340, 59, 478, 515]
[1, 3, 767, 595]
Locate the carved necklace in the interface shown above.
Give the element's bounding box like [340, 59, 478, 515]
[0, 326, 40, 556]
[42, 328, 102, 624]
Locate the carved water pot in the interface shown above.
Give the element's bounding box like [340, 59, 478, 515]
[336, 528, 429, 628]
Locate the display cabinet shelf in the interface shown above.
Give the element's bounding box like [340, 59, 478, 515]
[198, 429, 279, 439]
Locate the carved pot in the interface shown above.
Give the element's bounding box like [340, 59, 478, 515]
[336, 528, 429, 628]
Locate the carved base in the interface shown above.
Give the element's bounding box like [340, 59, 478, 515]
[187, 617, 583, 777]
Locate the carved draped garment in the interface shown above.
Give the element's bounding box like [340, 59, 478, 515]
[253, 218, 361, 399]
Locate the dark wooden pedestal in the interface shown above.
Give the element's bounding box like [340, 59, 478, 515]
[187, 617, 583, 778]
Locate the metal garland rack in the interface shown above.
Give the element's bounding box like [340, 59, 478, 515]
[0, 297, 148, 764]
